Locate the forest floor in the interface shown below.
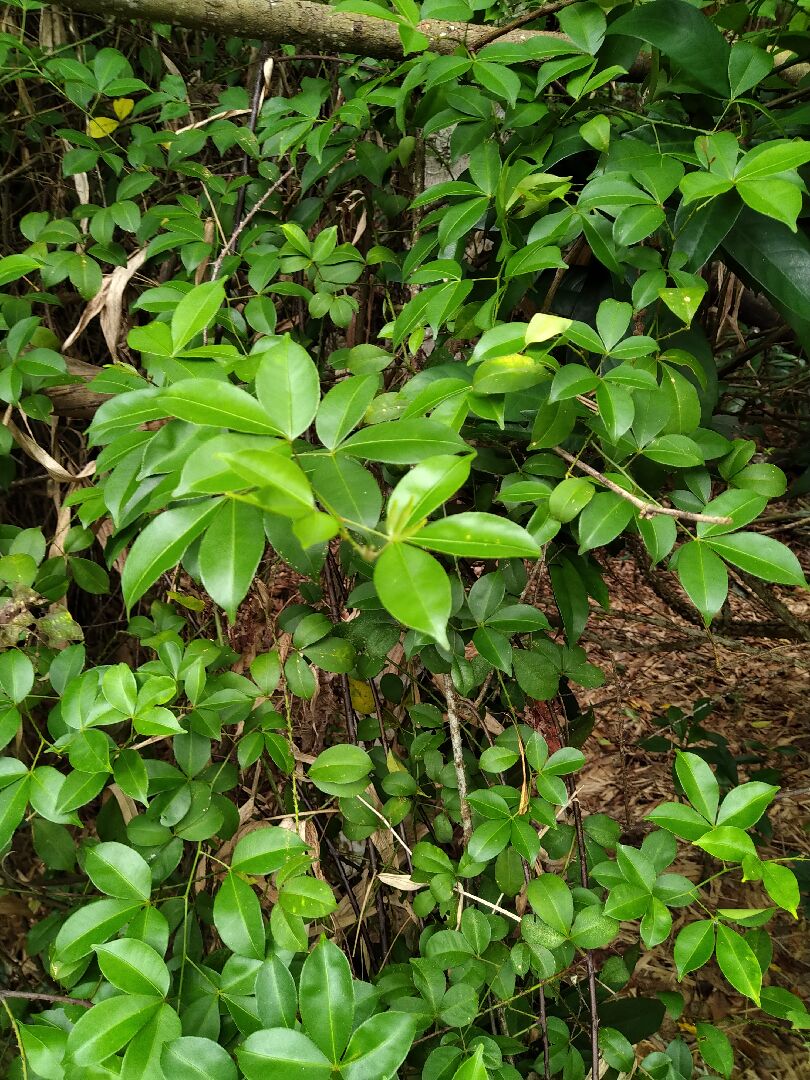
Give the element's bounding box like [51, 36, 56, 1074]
[567, 546, 810, 1078]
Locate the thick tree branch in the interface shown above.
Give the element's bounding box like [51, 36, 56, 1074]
[53, 0, 567, 59]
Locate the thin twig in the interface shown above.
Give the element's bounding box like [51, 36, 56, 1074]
[443, 675, 472, 845]
[470, 0, 578, 51]
[455, 884, 520, 923]
[0, 989, 91, 1006]
[553, 447, 733, 524]
[209, 165, 296, 285]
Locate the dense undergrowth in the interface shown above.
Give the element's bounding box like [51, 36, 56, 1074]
[0, 0, 809, 1076]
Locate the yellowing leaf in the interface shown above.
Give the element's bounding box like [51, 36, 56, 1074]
[349, 678, 375, 714]
[112, 98, 134, 120]
[87, 116, 119, 139]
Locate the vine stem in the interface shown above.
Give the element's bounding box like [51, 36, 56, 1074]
[0, 990, 90, 1006]
[443, 675, 472, 845]
[553, 447, 733, 525]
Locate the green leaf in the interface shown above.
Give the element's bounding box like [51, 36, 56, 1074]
[257, 955, 298, 1029]
[122, 499, 221, 609]
[256, 336, 321, 439]
[604, 883, 650, 921]
[696, 490, 767, 538]
[737, 177, 803, 231]
[722, 209, 810, 338]
[161, 380, 280, 434]
[716, 782, 777, 830]
[526, 874, 573, 934]
[570, 906, 619, 949]
[704, 532, 806, 586]
[512, 649, 559, 701]
[238, 1029, 331, 1080]
[316, 375, 378, 450]
[95, 938, 170, 997]
[279, 876, 337, 918]
[0, 651, 34, 704]
[646, 802, 710, 841]
[374, 543, 451, 648]
[468, 818, 511, 862]
[387, 454, 473, 532]
[735, 140, 810, 181]
[696, 1021, 733, 1079]
[341, 419, 466, 464]
[694, 825, 756, 862]
[675, 751, 719, 823]
[54, 898, 142, 966]
[300, 937, 354, 1062]
[310, 455, 381, 529]
[599, 1027, 635, 1072]
[0, 778, 29, 850]
[473, 353, 551, 395]
[437, 197, 489, 247]
[66, 995, 162, 1066]
[199, 500, 265, 619]
[410, 513, 540, 558]
[85, 842, 152, 901]
[0, 254, 41, 288]
[472, 626, 511, 673]
[637, 513, 677, 565]
[674, 920, 715, 978]
[213, 873, 265, 959]
[762, 862, 800, 918]
[609, 0, 730, 96]
[642, 434, 704, 468]
[171, 280, 225, 351]
[596, 381, 634, 442]
[577, 492, 634, 553]
[232, 825, 309, 874]
[121, 1002, 182, 1078]
[450, 1045, 488, 1080]
[225, 449, 314, 514]
[162, 1037, 238, 1080]
[340, 1012, 417, 1080]
[728, 41, 772, 98]
[675, 541, 728, 622]
[548, 477, 594, 523]
[715, 923, 761, 1003]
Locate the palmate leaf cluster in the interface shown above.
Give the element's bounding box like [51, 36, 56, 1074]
[0, 0, 808, 1076]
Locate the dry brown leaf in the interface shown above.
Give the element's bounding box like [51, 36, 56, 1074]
[63, 247, 148, 358]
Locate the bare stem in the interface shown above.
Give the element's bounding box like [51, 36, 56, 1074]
[554, 447, 733, 525]
[444, 675, 472, 845]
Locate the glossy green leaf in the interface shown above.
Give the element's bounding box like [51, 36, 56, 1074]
[675, 541, 728, 622]
[341, 419, 466, 464]
[213, 873, 265, 959]
[340, 1012, 417, 1080]
[122, 499, 221, 609]
[162, 1037, 238, 1080]
[256, 336, 321, 439]
[279, 876, 337, 918]
[715, 923, 761, 1003]
[526, 874, 573, 934]
[577, 492, 634, 553]
[161, 380, 281, 434]
[238, 1029, 331, 1080]
[199, 500, 265, 619]
[171, 280, 225, 351]
[674, 919, 715, 978]
[410, 513, 540, 558]
[300, 936, 355, 1061]
[85, 841, 152, 901]
[374, 543, 451, 648]
[705, 532, 806, 586]
[95, 938, 170, 997]
[232, 825, 309, 875]
[315, 375, 378, 450]
[66, 995, 162, 1066]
